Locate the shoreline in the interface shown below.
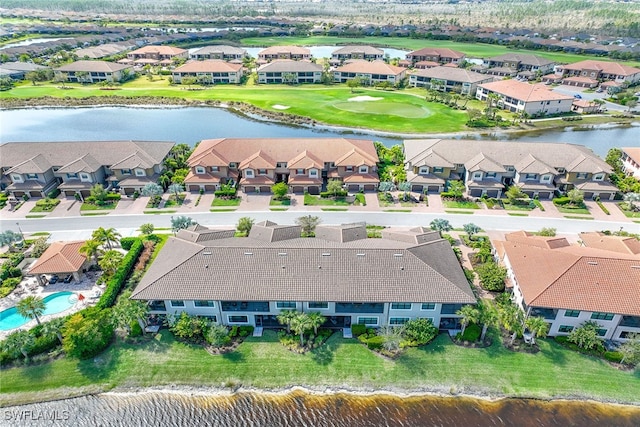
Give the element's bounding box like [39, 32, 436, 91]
[2, 96, 638, 141]
[3, 383, 640, 409]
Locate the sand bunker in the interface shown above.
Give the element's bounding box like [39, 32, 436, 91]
[348, 96, 384, 102]
[272, 104, 290, 110]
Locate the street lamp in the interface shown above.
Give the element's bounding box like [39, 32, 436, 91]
[15, 222, 25, 243]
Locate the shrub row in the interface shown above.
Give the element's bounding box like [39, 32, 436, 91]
[214, 189, 237, 198]
[229, 325, 254, 338]
[552, 197, 571, 206]
[95, 239, 144, 309]
[320, 190, 348, 198]
[120, 237, 138, 250]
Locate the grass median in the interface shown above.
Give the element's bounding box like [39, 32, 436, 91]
[1, 330, 638, 405]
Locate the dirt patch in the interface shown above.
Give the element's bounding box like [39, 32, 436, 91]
[272, 104, 290, 110]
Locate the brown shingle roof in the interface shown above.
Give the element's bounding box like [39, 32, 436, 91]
[173, 60, 242, 73]
[131, 225, 476, 304]
[479, 80, 574, 103]
[258, 46, 311, 56]
[29, 241, 86, 275]
[55, 60, 132, 73]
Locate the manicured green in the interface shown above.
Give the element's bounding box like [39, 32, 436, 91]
[502, 201, 535, 211]
[554, 205, 591, 215]
[80, 212, 109, 216]
[80, 201, 117, 211]
[209, 208, 237, 212]
[443, 200, 480, 209]
[304, 194, 350, 206]
[143, 210, 177, 214]
[270, 207, 289, 211]
[25, 214, 47, 219]
[508, 213, 529, 217]
[564, 215, 594, 220]
[445, 210, 475, 214]
[211, 197, 241, 207]
[384, 209, 411, 213]
[270, 197, 291, 206]
[1, 331, 638, 404]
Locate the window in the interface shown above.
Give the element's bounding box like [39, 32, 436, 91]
[576, 172, 588, 179]
[485, 172, 497, 178]
[170, 300, 185, 307]
[441, 304, 464, 314]
[258, 169, 267, 175]
[195, 167, 205, 174]
[244, 169, 254, 178]
[359, 166, 369, 174]
[357, 317, 378, 326]
[418, 166, 429, 175]
[558, 325, 574, 333]
[472, 171, 482, 180]
[421, 303, 436, 311]
[591, 312, 614, 321]
[593, 173, 604, 181]
[66, 173, 78, 179]
[135, 169, 145, 177]
[541, 174, 552, 183]
[345, 166, 354, 172]
[296, 168, 305, 175]
[389, 317, 410, 325]
[597, 328, 607, 337]
[229, 162, 237, 169]
[228, 315, 248, 323]
[309, 169, 318, 177]
[276, 301, 296, 309]
[506, 166, 515, 172]
[525, 173, 537, 180]
[194, 300, 215, 307]
[11, 174, 23, 182]
[25, 173, 38, 180]
[277, 162, 287, 168]
[391, 303, 412, 310]
[308, 302, 328, 309]
[80, 173, 90, 181]
[564, 310, 580, 318]
[433, 167, 444, 173]
[122, 169, 131, 175]
[210, 166, 219, 172]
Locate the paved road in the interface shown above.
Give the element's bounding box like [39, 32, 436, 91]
[551, 85, 628, 112]
[4, 210, 638, 241]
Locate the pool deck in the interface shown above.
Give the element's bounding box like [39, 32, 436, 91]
[0, 271, 104, 339]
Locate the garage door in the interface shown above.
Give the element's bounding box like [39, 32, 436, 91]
[259, 186, 271, 193]
[204, 185, 216, 192]
[427, 185, 440, 193]
[307, 186, 320, 195]
[598, 192, 612, 200]
[124, 188, 135, 195]
[523, 191, 535, 198]
[13, 191, 25, 198]
[469, 189, 482, 197]
[538, 191, 551, 199]
[364, 184, 376, 192]
[244, 186, 255, 193]
[486, 190, 499, 198]
[188, 185, 200, 192]
[583, 192, 594, 200]
[411, 185, 424, 193]
[29, 190, 41, 198]
[64, 190, 76, 197]
[347, 184, 359, 192]
[292, 186, 304, 194]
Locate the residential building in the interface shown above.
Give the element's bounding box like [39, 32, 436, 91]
[333, 60, 406, 86]
[330, 46, 384, 64]
[476, 80, 574, 116]
[0, 141, 174, 198]
[482, 53, 555, 78]
[184, 138, 379, 194]
[571, 99, 601, 114]
[189, 45, 248, 62]
[171, 60, 243, 84]
[494, 231, 640, 342]
[409, 66, 494, 95]
[54, 60, 132, 84]
[130, 222, 476, 331]
[0, 62, 49, 80]
[125, 45, 188, 66]
[405, 48, 465, 66]
[403, 139, 617, 200]
[257, 46, 311, 62]
[554, 60, 640, 86]
[257, 60, 322, 84]
[621, 147, 640, 179]
[28, 241, 89, 285]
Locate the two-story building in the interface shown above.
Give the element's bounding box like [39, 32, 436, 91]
[333, 60, 406, 86]
[409, 66, 494, 95]
[125, 45, 188, 66]
[54, 60, 133, 84]
[476, 80, 574, 117]
[494, 231, 640, 342]
[184, 138, 379, 194]
[330, 46, 384, 65]
[403, 139, 616, 200]
[0, 141, 174, 198]
[405, 48, 465, 66]
[480, 53, 555, 79]
[130, 222, 476, 332]
[256, 60, 323, 84]
[171, 60, 243, 84]
[621, 147, 640, 180]
[189, 45, 248, 62]
[257, 46, 312, 63]
[553, 60, 640, 87]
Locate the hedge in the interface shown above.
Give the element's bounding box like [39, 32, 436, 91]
[214, 189, 237, 198]
[351, 324, 367, 337]
[365, 335, 385, 350]
[320, 190, 347, 198]
[604, 351, 624, 363]
[95, 239, 144, 309]
[120, 237, 138, 250]
[553, 197, 572, 206]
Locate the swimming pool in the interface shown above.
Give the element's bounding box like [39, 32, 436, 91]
[0, 291, 77, 331]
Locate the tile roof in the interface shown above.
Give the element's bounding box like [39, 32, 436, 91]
[407, 47, 465, 59]
[0, 141, 174, 171]
[188, 138, 378, 169]
[513, 154, 557, 174]
[562, 60, 640, 76]
[239, 150, 277, 169]
[56, 154, 102, 173]
[55, 60, 132, 73]
[173, 60, 242, 73]
[499, 233, 640, 316]
[622, 147, 640, 165]
[258, 46, 311, 56]
[487, 53, 555, 66]
[257, 59, 322, 73]
[410, 66, 491, 83]
[580, 232, 640, 255]
[287, 150, 324, 169]
[332, 45, 384, 56]
[479, 80, 574, 103]
[191, 45, 247, 56]
[129, 46, 187, 55]
[403, 139, 611, 175]
[6, 154, 52, 174]
[29, 241, 87, 274]
[335, 60, 405, 76]
[131, 225, 476, 304]
[464, 152, 506, 172]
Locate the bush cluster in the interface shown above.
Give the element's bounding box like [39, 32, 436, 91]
[552, 197, 572, 206]
[96, 239, 143, 309]
[120, 237, 137, 250]
[214, 188, 237, 198]
[0, 324, 61, 365]
[0, 253, 24, 297]
[320, 190, 348, 198]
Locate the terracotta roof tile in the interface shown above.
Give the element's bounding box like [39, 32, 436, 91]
[29, 241, 87, 275]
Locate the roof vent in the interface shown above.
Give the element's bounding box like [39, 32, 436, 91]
[394, 253, 404, 257]
[587, 261, 598, 266]
[322, 253, 331, 256]
[400, 266, 404, 270]
[278, 252, 287, 256]
[202, 251, 212, 255]
[631, 265, 640, 269]
[205, 265, 208, 268]
[244, 252, 253, 256]
[356, 253, 366, 257]
[281, 265, 285, 269]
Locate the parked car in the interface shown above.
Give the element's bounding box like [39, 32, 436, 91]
[49, 274, 59, 284]
[63, 274, 73, 283]
[573, 94, 582, 99]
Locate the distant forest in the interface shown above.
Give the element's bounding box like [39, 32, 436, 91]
[2, 0, 640, 37]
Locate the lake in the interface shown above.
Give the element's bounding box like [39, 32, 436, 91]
[0, 107, 638, 156]
[3, 390, 640, 427]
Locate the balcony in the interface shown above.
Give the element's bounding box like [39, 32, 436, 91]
[620, 316, 640, 328]
[335, 302, 384, 314]
[530, 307, 558, 320]
[148, 300, 166, 311]
[221, 301, 270, 312]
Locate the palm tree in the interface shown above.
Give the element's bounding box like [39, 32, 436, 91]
[92, 227, 121, 250]
[524, 316, 549, 345]
[98, 250, 124, 277]
[113, 296, 149, 335]
[41, 317, 65, 344]
[79, 238, 102, 264]
[478, 300, 498, 342]
[457, 304, 480, 336]
[429, 218, 452, 233]
[290, 312, 313, 347]
[16, 296, 46, 325]
[498, 302, 524, 345]
[307, 312, 325, 336]
[141, 182, 163, 198]
[277, 310, 298, 334]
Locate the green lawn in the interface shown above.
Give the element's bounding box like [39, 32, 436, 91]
[211, 197, 241, 207]
[304, 194, 350, 206]
[1, 331, 638, 405]
[617, 204, 640, 218]
[163, 194, 185, 208]
[502, 201, 535, 211]
[443, 200, 480, 209]
[80, 201, 118, 211]
[30, 198, 60, 213]
[270, 197, 291, 206]
[555, 205, 591, 215]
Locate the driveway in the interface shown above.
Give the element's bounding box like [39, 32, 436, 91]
[551, 85, 626, 112]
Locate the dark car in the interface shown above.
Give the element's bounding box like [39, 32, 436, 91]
[573, 94, 582, 99]
[49, 275, 59, 284]
[63, 274, 73, 283]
